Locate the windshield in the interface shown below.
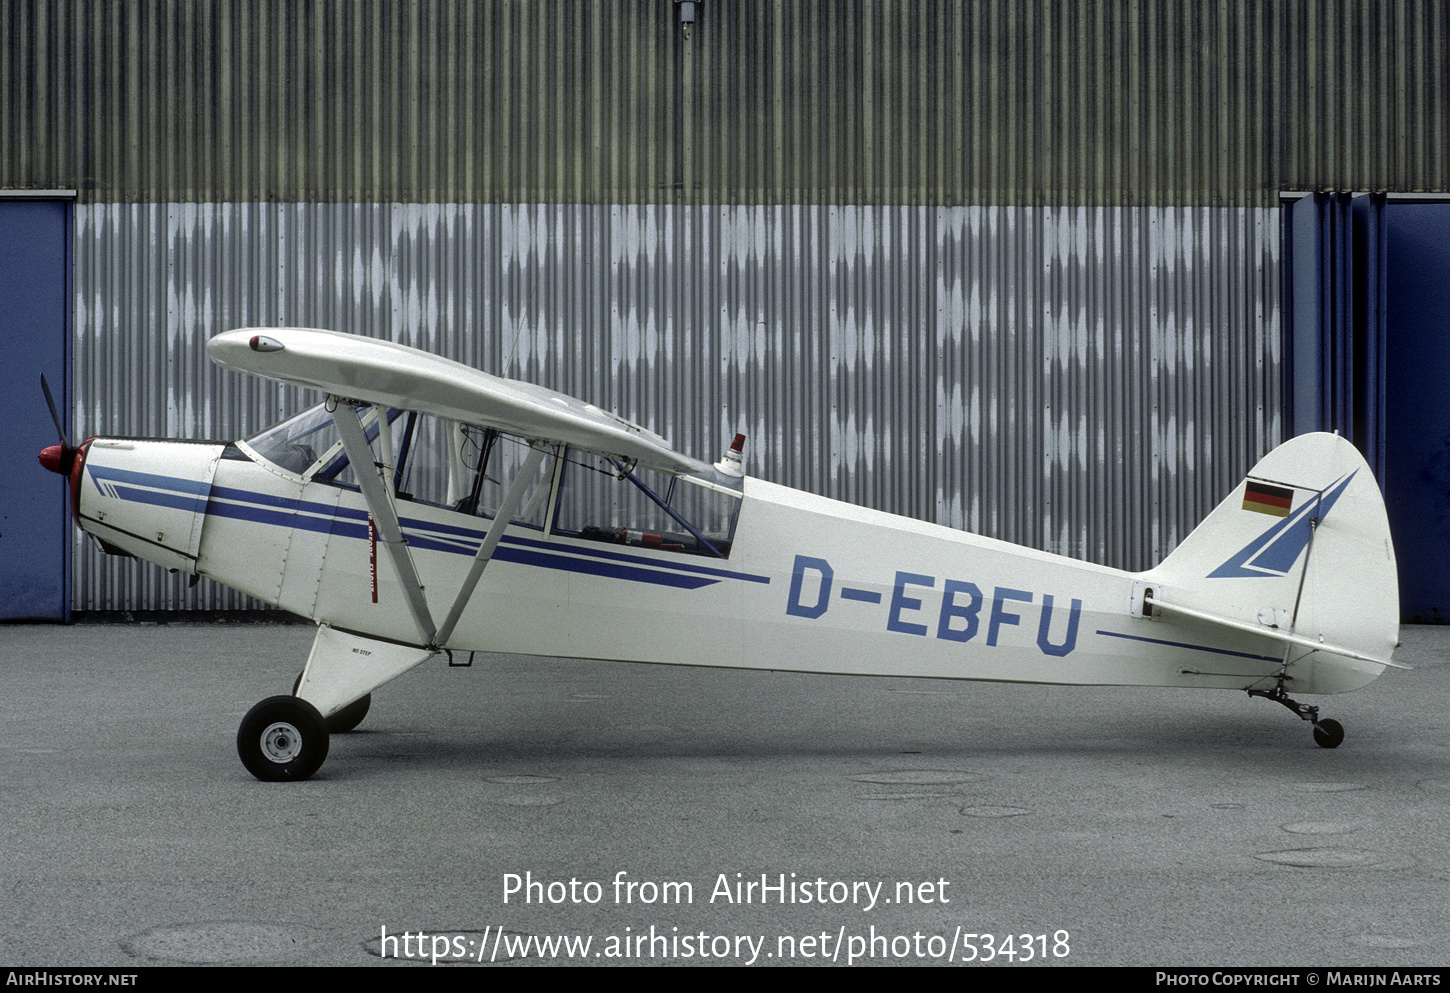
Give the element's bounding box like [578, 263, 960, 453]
[242, 403, 398, 484]
[243, 404, 345, 476]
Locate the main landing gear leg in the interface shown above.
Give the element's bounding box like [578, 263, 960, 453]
[237, 624, 437, 781]
[293, 671, 371, 733]
[1247, 683, 1344, 749]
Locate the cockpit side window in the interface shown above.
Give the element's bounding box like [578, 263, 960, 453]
[550, 451, 742, 558]
[241, 405, 736, 550]
[311, 407, 406, 486]
[242, 403, 555, 530]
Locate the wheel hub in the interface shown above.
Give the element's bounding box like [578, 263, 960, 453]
[260, 721, 304, 763]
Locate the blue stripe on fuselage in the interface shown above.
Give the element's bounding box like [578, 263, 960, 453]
[107, 484, 208, 514]
[1095, 629, 1280, 663]
[194, 479, 764, 591]
[89, 464, 211, 496]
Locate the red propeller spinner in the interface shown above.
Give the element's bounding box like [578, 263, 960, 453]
[37, 374, 89, 516]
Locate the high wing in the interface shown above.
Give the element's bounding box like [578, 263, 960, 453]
[207, 327, 710, 476]
[208, 326, 728, 657]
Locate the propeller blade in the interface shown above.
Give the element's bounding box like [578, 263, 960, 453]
[40, 373, 69, 447]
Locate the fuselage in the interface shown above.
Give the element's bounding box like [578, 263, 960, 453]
[64, 431, 1382, 696]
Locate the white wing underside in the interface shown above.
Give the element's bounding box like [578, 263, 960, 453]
[208, 327, 710, 476]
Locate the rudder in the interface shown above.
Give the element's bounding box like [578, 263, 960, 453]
[1142, 433, 1399, 690]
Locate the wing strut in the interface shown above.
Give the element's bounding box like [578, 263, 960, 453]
[332, 399, 438, 645]
[434, 443, 548, 647]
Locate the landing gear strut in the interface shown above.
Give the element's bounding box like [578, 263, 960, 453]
[293, 671, 372, 733]
[1247, 683, 1344, 748]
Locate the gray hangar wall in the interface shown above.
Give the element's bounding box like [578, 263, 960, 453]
[72, 202, 1279, 610]
[15, 0, 1439, 611]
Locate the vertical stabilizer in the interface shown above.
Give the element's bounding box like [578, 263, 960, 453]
[1142, 433, 1399, 691]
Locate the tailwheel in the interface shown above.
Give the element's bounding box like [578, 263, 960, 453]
[238, 695, 329, 781]
[1312, 718, 1345, 749]
[1248, 683, 1346, 749]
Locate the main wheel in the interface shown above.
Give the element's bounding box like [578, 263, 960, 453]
[293, 672, 371, 733]
[1313, 718, 1345, 749]
[238, 695, 330, 781]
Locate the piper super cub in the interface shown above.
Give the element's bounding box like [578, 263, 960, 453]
[38, 328, 1403, 780]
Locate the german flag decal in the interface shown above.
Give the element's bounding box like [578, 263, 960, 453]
[1243, 481, 1294, 518]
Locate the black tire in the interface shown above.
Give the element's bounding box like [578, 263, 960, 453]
[293, 672, 370, 733]
[237, 695, 330, 781]
[1313, 718, 1345, 749]
[325, 694, 371, 733]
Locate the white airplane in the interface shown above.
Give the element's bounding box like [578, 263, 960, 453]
[38, 328, 1404, 780]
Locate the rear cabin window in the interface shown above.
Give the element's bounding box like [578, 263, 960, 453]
[551, 452, 741, 558]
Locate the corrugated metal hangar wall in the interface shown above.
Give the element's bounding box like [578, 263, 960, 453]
[3, 0, 1447, 612]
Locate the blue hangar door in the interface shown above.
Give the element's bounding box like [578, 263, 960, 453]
[1287, 194, 1450, 622]
[0, 198, 72, 621]
[1383, 202, 1450, 623]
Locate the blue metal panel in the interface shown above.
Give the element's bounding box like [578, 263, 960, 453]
[1383, 202, 1450, 622]
[1352, 194, 1388, 483]
[0, 198, 71, 621]
[1285, 192, 1387, 475]
[1286, 194, 1322, 436]
[1326, 194, 1352, 438]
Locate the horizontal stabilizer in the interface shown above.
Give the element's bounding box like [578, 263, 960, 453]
[1142, 594, 1409, 670]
